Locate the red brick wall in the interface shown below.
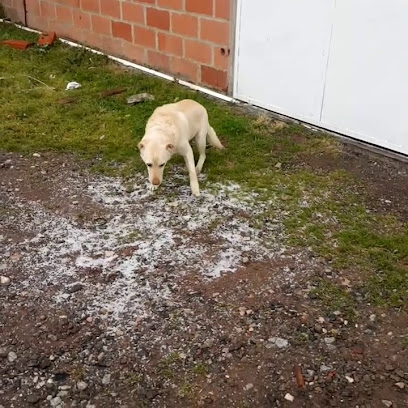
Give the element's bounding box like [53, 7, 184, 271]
[2, 0, 233, 92]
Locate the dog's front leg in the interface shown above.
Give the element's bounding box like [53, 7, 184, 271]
[183, 147, 200, 197]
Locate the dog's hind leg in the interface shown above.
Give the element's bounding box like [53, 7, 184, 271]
[184, 145, 200, 197]
[195, 128, 207, 175]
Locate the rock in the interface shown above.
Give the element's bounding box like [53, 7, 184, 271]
[77, 381, 88, 391]
[369, 314, 376, 322]
[275, 162, 282, 170]
[27, 394, 41, 404]
[244, 383, 253, 391]
[242, 257, 250, 264]
[33, 153, 41, 158]
[0, 276, 11, 286]
[67, 283, 84, 294]
[324, 337, 336, 345]
[127, 93, 155, 105]
[284, 393, 295, 402]
[8, 351, 17, 362]
[385, 364, 394, 372]
[314, 324, 323, 333]
[395, 382, 405, 389]
[0, 347, 8, 358]
[50, 396, 62, 407]
[345, 376, 354, 383]
[268, 337, 289, 349]
[382, 401, 392, 408]
[102, 374, 111, 385]
[320, 365, 331, 373]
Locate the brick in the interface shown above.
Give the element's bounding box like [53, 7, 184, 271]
[100, 0, 121, 19]
[171, 13, 197, 37]
[186, 0, 212, 16]
[146, 7, 170, 30]
[55, 0, 80, 6]
[157, 0, 183, 10]
[56, 5, 73, 24]
[73, 9, 91, 30]
[185, 39, 212, 64]
[112, 21, 132, 42]
[122, 41, 146, 64]
[201, 65, 227, 91]
[102, 35, 124, 55]
[215, 0, 230, 20]
[91, 14, 111, 35]
[148, 50, 170, 71]
[133, 26, 156, 48]
[214, 46, 229, 70]
[81, 30, 103, 50]
[171, 57, 198, 82]
[26, 0, 41, 17]
[158, 32, 182, 56]
[40, 1, 56, 19]
[122, 2, 144, 24]
[200, 18, 229, 45]
[81, 0, 99, 13]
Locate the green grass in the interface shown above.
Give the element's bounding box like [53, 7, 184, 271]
[1, 22, 408, 309]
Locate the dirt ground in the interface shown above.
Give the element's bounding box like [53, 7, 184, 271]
[1, 150, 408, 408]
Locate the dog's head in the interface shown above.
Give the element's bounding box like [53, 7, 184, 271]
[138, 139, 175, 187]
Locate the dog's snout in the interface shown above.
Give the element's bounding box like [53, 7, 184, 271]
[152, 177, 160, 186]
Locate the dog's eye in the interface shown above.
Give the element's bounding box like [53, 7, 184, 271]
[159, 163, 165, 168]
[146, 163, 152, 167]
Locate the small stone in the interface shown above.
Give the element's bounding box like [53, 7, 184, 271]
[385, 364, 395, 372]
[382, 401, 393, 408]
[314, 324, 323, 333]
[0, 276, 11, 286]
[239, 307, 246, 316]
[345, 376, 354, 383]
[0, 347, 8, 358]
[77, 381, 88, 391]
[50, 396, 62, 407]
[284, 393, 295, 402]
[8, 351, 17, 362]
[395, 382, 405, 389]
[66, 283, 84, 294]
[33, 153, 41, 158]
[242, 257, 250, 264]
[275, 162, 282, 169]
[369, 314, 376, 322]
[320, 365, 331, 373]
[268, 337, 289, 349]
[102, 374, 111, 385]
[127, 93, 155, 105]
[244, 383, 253, 391]
[26, 394, 41, 404]
[72, 201, 79, 205]
[324, 337, 336, 345]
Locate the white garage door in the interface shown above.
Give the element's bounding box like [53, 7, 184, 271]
[234, 0, 408, 156]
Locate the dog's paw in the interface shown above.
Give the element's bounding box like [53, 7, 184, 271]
[148, 184, 159, 192]
[192, 189, 200, 197]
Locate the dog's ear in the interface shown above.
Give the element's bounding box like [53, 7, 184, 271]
[166, 143, 174, 151]
[138, 142, 144, 150]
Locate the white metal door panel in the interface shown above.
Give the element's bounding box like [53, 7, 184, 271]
[320, 0, 408, 155]
[234, 0, 335, 122]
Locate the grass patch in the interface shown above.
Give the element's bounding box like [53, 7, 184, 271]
[310, 279, 356, 319]
[1, 22, 408, 309]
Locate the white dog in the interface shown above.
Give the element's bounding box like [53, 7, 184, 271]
[138, 99, 224, 196]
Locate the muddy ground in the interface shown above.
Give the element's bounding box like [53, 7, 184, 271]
[1, 151, 407, 408]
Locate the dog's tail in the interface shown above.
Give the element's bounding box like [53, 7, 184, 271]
[207, 125, 225, 150]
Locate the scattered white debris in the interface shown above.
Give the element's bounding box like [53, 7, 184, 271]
[345, 375, 354, 383]
[66, 81, 81, 90]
